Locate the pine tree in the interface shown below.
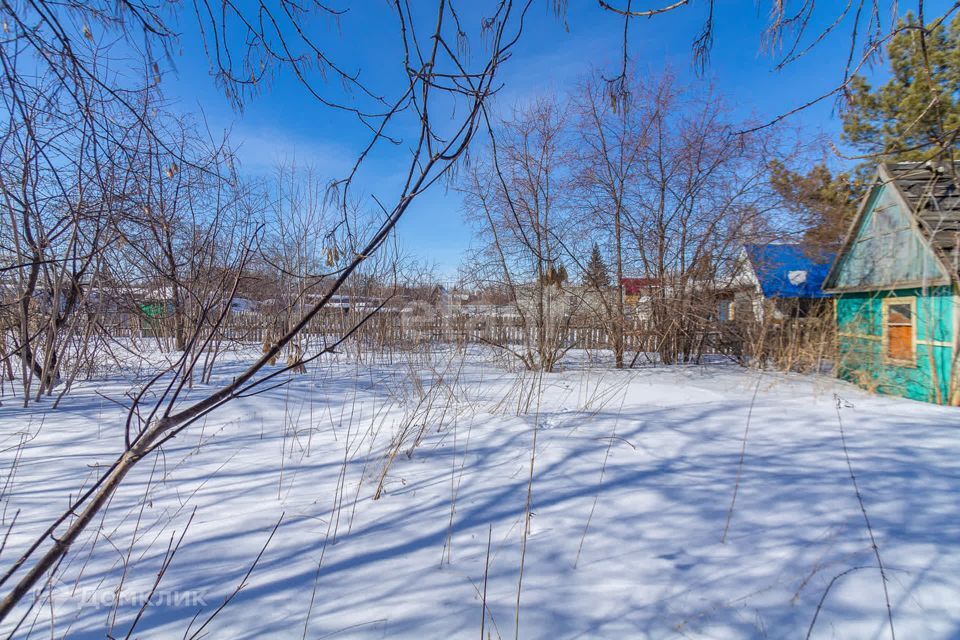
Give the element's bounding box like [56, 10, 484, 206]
[769, 160, 859, 253]
[584, 243, 610, 288]
[842, 12, 960, 161]
[776, 12, 960, 255]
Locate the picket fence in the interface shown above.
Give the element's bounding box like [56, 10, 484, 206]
[98, 310, 674, 352]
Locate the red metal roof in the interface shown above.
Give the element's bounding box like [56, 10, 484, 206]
[620, 277, 661, 295]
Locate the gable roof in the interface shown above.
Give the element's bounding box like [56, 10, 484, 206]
[824, 161, 959, 292]
[884, 161, 960, 273]
[743, 243, 834, 299]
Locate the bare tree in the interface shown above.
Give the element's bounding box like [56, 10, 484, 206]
[462, 98, 577, 372]
[3, 0, 942, 630]
[261, 163, 332, 355]
[571, 70, 654, 368]
[594, 2, 960, 163]
[113, 110, 256, 357]
[620, 75, 780, 364]
[0, 0, 529, 621]
[0, 66, 147, 404]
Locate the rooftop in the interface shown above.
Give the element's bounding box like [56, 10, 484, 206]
[882, 161, 960, 277]
[743, 243, 834, 299]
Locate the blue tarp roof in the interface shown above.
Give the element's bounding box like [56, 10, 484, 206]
[743, 244, 834, 299]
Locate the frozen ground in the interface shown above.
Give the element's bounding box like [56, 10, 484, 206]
[0, 348, 958, 639]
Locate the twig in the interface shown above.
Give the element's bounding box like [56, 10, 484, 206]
[480, 523, 492, 640]
[833, 394, 896, 640]
[184, 513, 284, 640]
[721, 372, 762, 543]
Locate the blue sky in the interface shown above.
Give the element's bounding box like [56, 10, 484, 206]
[158, 1, 933, 278]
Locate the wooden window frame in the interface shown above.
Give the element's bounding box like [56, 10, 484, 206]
[882, 296, 917, 367]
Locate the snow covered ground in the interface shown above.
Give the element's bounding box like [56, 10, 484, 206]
[1, 348, 958, 639]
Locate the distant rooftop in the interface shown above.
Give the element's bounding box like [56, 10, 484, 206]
[620, 277, 661, 296]
[743, 243, 834, 299]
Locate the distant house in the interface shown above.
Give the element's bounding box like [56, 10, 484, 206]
[228, 297, 257, 314]
[726, 243, 834, 322]
[620, 277, 661, 306]
[618, 277, 661, 322]
[823, 161, 960, 404]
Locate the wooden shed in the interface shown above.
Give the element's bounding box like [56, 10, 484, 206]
[823, 161, 960, 404]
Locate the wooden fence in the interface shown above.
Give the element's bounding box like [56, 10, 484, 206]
[95, 309, 678, 353]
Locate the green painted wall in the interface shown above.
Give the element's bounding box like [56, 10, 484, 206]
[138, 302, 169, 319]
[835, 287, 956, 403]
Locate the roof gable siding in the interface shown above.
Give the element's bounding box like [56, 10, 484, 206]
[829, 183, 949, 291]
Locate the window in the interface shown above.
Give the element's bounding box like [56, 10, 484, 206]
[718, 300, 734, 322]
[884, 298, 915, 365]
